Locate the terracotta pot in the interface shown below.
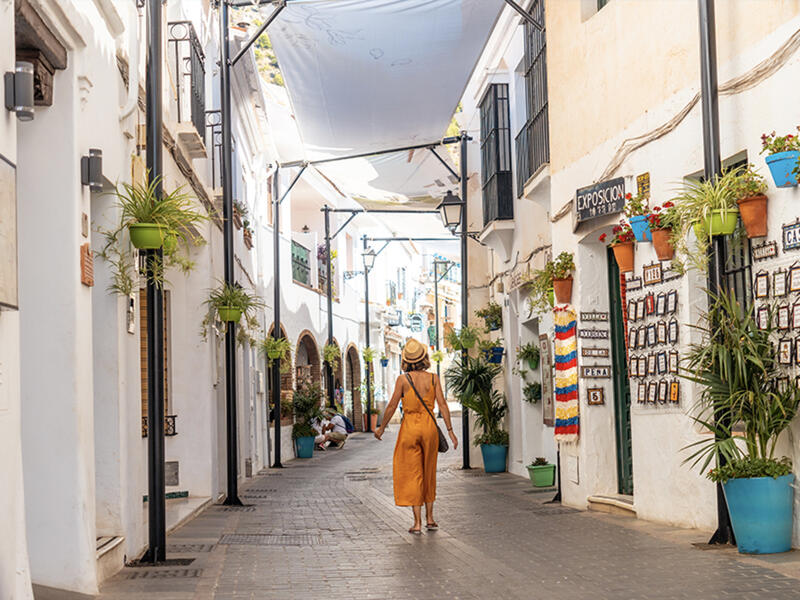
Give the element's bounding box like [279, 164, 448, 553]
[611, 241, 635, 273]
[552, 277, 573, 305]
[651, 228, 674, 261]
[737, 194, 768, 239]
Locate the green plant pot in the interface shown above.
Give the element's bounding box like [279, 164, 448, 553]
[692, 220, 705, 239]
[547, 288, 554, 307]
[527, 464, 556, 487]
[702, 209, 739, 236]
[267, 349, 282, 359]
[162, 232, 178, 254]
[526, 357, 540, 371]
[129, 223, 166, 249]
[218, 306, 243, 322]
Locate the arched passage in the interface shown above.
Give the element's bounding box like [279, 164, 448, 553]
[295, 330, 321, 390]
[346, 344, 362, 431]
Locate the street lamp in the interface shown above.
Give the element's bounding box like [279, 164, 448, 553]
[363, 246, 376, 272]
[437, 190, 464, 233]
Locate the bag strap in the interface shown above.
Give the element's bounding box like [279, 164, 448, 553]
[405, 373, 438, 425]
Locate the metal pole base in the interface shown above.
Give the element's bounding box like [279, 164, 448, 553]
[223, 496, 243, 507]
[271, 462, 284, 469]
[141, 547, 165, 564]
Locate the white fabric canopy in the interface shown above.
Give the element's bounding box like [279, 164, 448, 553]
[269, 0, 504, 158]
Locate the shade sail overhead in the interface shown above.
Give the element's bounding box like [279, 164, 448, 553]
[269, 0, 504, 158]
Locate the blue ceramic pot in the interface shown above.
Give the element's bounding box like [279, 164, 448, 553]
[484, 346, 504, 363]
[629, 215, 652, 242]
[481, 444, 508, 473]
[765, 151, 800, 188]
[380, 358, 389, 367]
[295, 436, 315, 459]
[723, 474, 794, 554]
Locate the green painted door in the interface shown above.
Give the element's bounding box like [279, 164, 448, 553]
[608, 248, 634, 495]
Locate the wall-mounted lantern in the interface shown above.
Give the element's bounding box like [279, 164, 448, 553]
[81, 148, 103, 192]
[4, 62, 35, 121]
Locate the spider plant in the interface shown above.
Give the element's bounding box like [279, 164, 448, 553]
[261, 336, 292, 372]
[681, 290, 800, 482]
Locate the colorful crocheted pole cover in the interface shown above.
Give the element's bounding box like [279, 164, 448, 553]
[554, 307, 579, 442]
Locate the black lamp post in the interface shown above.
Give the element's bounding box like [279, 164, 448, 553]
[362, 241, 376, 432]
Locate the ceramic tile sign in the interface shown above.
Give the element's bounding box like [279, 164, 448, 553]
[643, 263, 662, 286]
[670, 381, 680, 404]
[580, 365, 611, 378]
[575, 177, 625, 226]
[582, 346, 609, 358]
[790, 265, 800, 293]
[578, 327, 609, 340]
[586, 387, 605, 405]
[637, 172, 651, 199]
[782, 220, 800, 252]
[754, 271, 770, 299]
[581, 311, 609, 322]
[627, 276, 643, 291]
[753, 240, 778, 261]
[774, 270, 787, 297]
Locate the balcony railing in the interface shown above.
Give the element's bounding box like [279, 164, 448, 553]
[515, 107, 549, 195]
[168, 21, 206, 139]
[291, 241, 311, 286]
[141, 415, 178, 438]
[480, 84, 513, 226]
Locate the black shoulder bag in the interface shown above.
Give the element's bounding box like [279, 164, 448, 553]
[405, 373, 449, 453]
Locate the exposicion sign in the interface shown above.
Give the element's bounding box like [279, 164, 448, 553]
[575, 177, 625, 225]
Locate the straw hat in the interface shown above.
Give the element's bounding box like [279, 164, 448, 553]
[402, 338, 427, 365]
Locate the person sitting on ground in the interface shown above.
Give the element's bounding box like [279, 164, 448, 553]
[322, 408, 348, 448]
[312, 414, 333, 451]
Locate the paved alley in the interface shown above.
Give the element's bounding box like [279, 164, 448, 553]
[97, 420, 800, 600]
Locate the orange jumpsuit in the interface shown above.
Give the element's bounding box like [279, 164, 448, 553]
[393, 373, 439, 506]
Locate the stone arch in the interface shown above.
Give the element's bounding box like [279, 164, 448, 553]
[266, 323, 293, 423]
[345, 343, 362, 431]
[295, 329, 321, 390]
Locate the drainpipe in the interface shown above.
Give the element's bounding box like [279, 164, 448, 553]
[144, 0, 166, 564]
[120, 1, 142, 120]
[698, 0, 735, 547]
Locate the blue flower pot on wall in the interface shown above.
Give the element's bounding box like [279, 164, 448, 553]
[765, 151, 800, 188]
[481, 444, 508, 473]
[629, 215, 652, 242]
[484, 346, 504, 363]
[723, 474, 794, 554]
[380, 358, 389, 367]
[295, 436, 315, 459]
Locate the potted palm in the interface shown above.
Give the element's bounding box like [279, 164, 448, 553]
[526, 457, 555, 487]
[624, 191, 652, 242]
[730, 164, 769, 239]
[204, 281, 264, 324]
[115, 177, 207, 250]
[682, 291, 800, 554]
[760, 128, 800, 187]
[647, 201, 679, 261]
[292, 383, 323, 458]
[600, 220, 635, 273]
[446, 355, 508, 473]
[475, 301, 503, 332]
[518, 342, 540, 371]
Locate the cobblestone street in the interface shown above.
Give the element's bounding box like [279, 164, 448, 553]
[97, 420, 800, 600]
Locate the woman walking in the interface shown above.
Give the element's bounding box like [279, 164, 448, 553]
[374, 339, 458, 534]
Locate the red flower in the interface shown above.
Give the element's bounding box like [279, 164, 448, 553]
[599, 233, 607, 242]
[625, 193, 632, 200]
[663, 201, 674, 208]
[653, 206, 661, 212]
[612, 225, 621, 233]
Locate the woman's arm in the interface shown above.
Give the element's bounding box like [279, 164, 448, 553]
[434, 374, 458, 450]
[375, 376, 404, 440]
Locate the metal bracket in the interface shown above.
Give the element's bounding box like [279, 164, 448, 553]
[230, 1, 286, 66]
[502, 0, 543, 31]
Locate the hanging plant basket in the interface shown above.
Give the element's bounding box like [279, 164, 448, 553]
[484, 346, 504, 364]
[380, 358, 389, 367]
[129, 223, 167, 250]
[765, 151, 800, 188]
[218, 306, 243, 322]
[267, 349, 283, 359]
[651, 228, 674, 261]
[611, 241, 635, 273]
[233, 206, 243, 229]
[162, 231, 178, 254]
[629, 215, 652, 242]
[552, 277, 573, 305]
[737, 195, 768, 238]
[702, 209, 739, 236]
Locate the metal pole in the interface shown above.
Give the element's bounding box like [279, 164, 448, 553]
[698, 0, 733, 547]
[272, 170, 283, 468]
[220, 0, 242, 505]
[144, 0, 166, 563]
[434, 261, 441, 418]
[363, 236, 373, 433]
[324, 207, 335, 408]
[460, 131, 470, 470]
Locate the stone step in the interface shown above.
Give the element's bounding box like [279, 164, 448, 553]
[587, 494, 636, 517]
[96, 536, 125, 583]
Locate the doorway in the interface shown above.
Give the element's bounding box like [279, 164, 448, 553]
[607, 248, 633, 495]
